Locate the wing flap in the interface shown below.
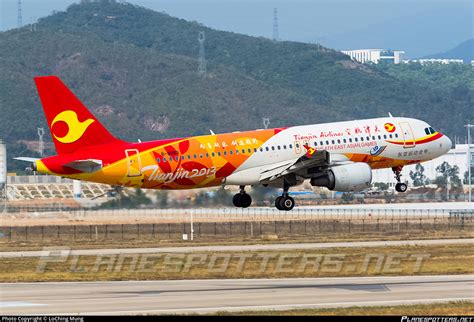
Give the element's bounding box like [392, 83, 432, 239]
[260, 150, 330, 182]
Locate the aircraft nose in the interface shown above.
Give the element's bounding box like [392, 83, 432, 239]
[442, 134, 453, 153]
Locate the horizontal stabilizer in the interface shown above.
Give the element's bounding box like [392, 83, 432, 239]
[13, 157, 40, 163]
[63, 159, 103, 173]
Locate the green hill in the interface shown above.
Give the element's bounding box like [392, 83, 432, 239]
[0, 2, 472, 171]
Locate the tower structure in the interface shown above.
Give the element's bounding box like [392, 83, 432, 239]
[17, 0, 23, 28]
[197, 31, 207, 76]
[37, 127, 45, 157]
[263, 118, 270, 129]
[272, 8, 279, 42]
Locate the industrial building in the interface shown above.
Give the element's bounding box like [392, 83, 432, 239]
[341, 49, 405, 64]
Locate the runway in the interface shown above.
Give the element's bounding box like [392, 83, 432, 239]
[1, 238, 473, 258]
[1, 275, 473, 315]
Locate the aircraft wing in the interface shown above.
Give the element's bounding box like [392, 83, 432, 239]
[63, 159, 103, 173]
[259, 149, 330, 182]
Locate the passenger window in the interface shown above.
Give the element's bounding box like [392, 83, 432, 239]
[175, 156, 179, 161]
[206, 153, 209, 158]
[277, 146, 281, 150]
[224, 151, 227, 156]
[230, 151, 233, 155]
[212, 152, 215, 157]
[360, 137, 364, 142]
[248, 149, 252, 153]
[218, 152, 221, 156]
[395, 133, 399, 138]
[242, 149, 245, 154]
[320, 141, 324, 146]
[200, 154, 203, 158]
[156, 158, 161, 163]
[355, 138, 358, 142]
[266, 147, 269, 151]
[236, 150, 239, 154]
[260, 148, 263, 152]
[349, 138, 352, 143]
[343, 139, 346, 143]
[372, 136, 375, 140]
[331, 140, 335, 144]
[296, 143, 300, 148]
[253, 148, 257, 152]
[193, 154, 197, 159]
[389, 134, 393, 138]
[289, 144, 293, 149]
[383, 135, 387, 139]
[337, 139, 341, 144]
[314, 142, 317, 146]
[271, 146, 275, 151]
[378, 135, 381, 140]
[326, 140, 329, 145]
[283, 145, 287, 149]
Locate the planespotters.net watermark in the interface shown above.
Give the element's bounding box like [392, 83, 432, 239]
[36, 247, 431, 274]
[402, 318, 474, 322]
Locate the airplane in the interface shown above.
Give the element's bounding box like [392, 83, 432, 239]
[16, 76, 452, 211]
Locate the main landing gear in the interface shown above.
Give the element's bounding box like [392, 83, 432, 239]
[275, 184, 295, 211]
[232, 185, 252, 208]
[392, 166, 408, 193]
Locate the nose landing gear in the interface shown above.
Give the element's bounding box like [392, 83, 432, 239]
[392, 166, 408, 192]
[275, 184, 295, 211]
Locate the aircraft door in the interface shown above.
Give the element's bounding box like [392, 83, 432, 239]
[399, 122, 416, 148]
[125, 149, 143, 177]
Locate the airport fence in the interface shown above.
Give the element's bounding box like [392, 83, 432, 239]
[1, 217, 471, 242]
[3, 206, 474, 221]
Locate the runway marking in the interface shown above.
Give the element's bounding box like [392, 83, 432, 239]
[0, 301, 46, 308]
[63, 298, 474, 315]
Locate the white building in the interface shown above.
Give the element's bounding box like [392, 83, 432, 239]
[372, 144, 473, 186]
[404, 59, 464, 65]
[341, 49, 405, 64]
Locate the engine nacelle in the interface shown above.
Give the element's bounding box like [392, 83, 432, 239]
[310, 163, 372, 192]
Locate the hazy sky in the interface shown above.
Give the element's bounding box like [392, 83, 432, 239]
[1, 0, 472, 57]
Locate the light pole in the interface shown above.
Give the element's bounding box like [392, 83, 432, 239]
[465, 124, 473, 203]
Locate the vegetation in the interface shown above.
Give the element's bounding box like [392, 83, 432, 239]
[409, 164, 429, 187]
[213, 301, 473, 316]
[0, 2, 472, 172]
[0, 244, 472, 282]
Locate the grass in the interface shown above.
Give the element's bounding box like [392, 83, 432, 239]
[1, 244, 472, 282]
[210, 301, 474, 316]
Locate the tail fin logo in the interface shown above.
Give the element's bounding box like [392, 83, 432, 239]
[51, 110, 94, 144]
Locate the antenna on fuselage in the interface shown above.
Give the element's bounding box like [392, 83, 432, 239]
[388, 112, 394, 118]
[209, 130, 216, 135]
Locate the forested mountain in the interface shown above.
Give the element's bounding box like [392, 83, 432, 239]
[0, 2, 472, 169]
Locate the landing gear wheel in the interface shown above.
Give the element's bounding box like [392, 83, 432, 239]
[395, 182, 407, 193]
[232, 194, 242, 207]
[278, 196, 295, 211]
[233, 192, 252, 208]
[239, 193, 252, 208]
[275, 196, 283, 210]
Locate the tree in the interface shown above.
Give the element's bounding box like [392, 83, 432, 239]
[409, 164, 428, 187]
[435, 161, 463, 192]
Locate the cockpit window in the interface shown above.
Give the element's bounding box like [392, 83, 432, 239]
[424, 128, 430, 135]
[429, 127, 435, 134]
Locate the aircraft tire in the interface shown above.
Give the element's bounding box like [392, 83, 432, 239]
[395, 183, 408, 193]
